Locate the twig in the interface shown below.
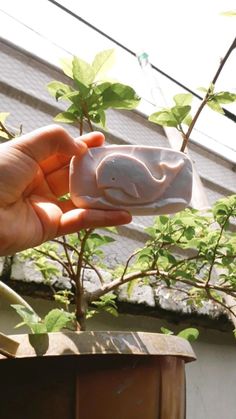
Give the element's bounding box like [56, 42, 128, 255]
[0, 122, 15, 139]
[34, 248, 72, 277]
[181, 36, 236, 152]
[61, 235, 76, 278]
[74, 229, 93, 329]
[83, 261, 104, 285]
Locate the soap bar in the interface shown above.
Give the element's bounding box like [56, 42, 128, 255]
[70, 145, 193, 215]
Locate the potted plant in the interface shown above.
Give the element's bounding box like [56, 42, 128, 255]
[0, 36, 235, 418]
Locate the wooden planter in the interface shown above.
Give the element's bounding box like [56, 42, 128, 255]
[0, 331, 196, 419]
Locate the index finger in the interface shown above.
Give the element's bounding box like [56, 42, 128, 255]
[40, 129, 105, 175]
[12, 125, 105, 172]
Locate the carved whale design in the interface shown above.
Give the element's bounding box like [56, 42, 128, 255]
[96, 153, 185, 205]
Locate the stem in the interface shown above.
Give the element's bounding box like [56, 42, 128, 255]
[88, 267, 236, 303]
[61, 235, 76, 278]
[81, 102, 94, 132]
[205, 213, 231, 286]
[205, 288, 236, 324]
[181, 36, 236, 152]
[79, 116, 83, 136]
[0, 122, 15, 140]
[34, 248, 72, 278]
[121, 249, 143, 281]
[74, 229, 93, 330]
[83, 262, 104, 285]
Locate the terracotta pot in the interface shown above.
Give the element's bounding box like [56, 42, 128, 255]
[0, 331, 196, 419]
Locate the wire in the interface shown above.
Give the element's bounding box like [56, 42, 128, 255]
[47, 0, 236, 123]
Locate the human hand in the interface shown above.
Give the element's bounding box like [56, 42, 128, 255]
[0, 125, 131, 255]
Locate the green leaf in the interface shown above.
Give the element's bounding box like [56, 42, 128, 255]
[101, 83, 140, 110]
[173, 93, 193, 106]
[171, 105, 191, 124]
[220, 10, 236, 16]
[92, 293, 118, 317]
[207, 99, 224, 114]
[47, 81, 73, 100]
[213, 91, 236, 104]
[178, 328, 199, 342]
[182, 113, 192, 127]
[184, 226, 195, 240]
[160, 327, 174, 335]
[60, 57, 73, 78]
[0, 112, 10, 124]
[95, 81, 112, 94]
[11, 304, 46, 334]
[127, 279, 138, 297]
[0, 131, 10, 139]
[54, 112, 78, 123]
[149, 109, 178, 127]
[44, 309, 74, 332]
[197, 87, 208, 93]
[12, 304, 41, 324]
[97, 110, 106, 127]
[72, 56, 95, 85]
[30, 323, 47, 334]
[159, 215, 169, 225]
[92, 49, 116, 80]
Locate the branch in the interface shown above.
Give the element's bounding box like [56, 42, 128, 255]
[0, 122, 15, 139]
[61, 235, 76, 278]
[83, 261, 105, 285]
[181, 36, 236, 152]
[74, 229, 93, 329]
[88, 267, 236, 302]
[34, 248, 72, 278]
[206, 213, 231, 286]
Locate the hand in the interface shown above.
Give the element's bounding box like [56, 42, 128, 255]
[0, 125, 131, 255]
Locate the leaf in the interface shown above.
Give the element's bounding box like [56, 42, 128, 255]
[182, 113, 192, 127]
[178, 328, 199, 342]
[184, 226, 195, 240]
[30, 323, 47, 334]
[72, 56, 95, 86]
[0, 112, 10, 124]
[54, 112, 78, 123]
[160, 327, 174, 335]
[47, 81, 73, 100]
[213, 91, 236, 104]
[220, 10, 236, 16]
[173, 93, 193, 106]
[159, 215, 169, 225]
[60, 57, 73, 78]
[92, 293, 118, 317]
[197, 86, 208, 93]
[0, 131, 10, 139]
[44, 309, 74, 332]
[88, 233, 115, 248]
[207, 99, 224, 114]
[127, 279, 138, 297]
[11, 304, 46, 333]
[92, 49, 116, 80]
[171, 105, 191, 124]
[149, 109, 178, 127]
[12, 304, 41, 324]
[101, 83, 140, 110]
[98, 110, 106, 127]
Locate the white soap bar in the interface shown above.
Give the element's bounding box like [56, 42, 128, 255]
[70, 145, 193, 215]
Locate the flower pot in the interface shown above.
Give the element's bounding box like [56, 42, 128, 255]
[0, 331, 195, 419]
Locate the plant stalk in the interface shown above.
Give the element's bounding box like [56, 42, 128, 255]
[181, 36, 236, 152]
